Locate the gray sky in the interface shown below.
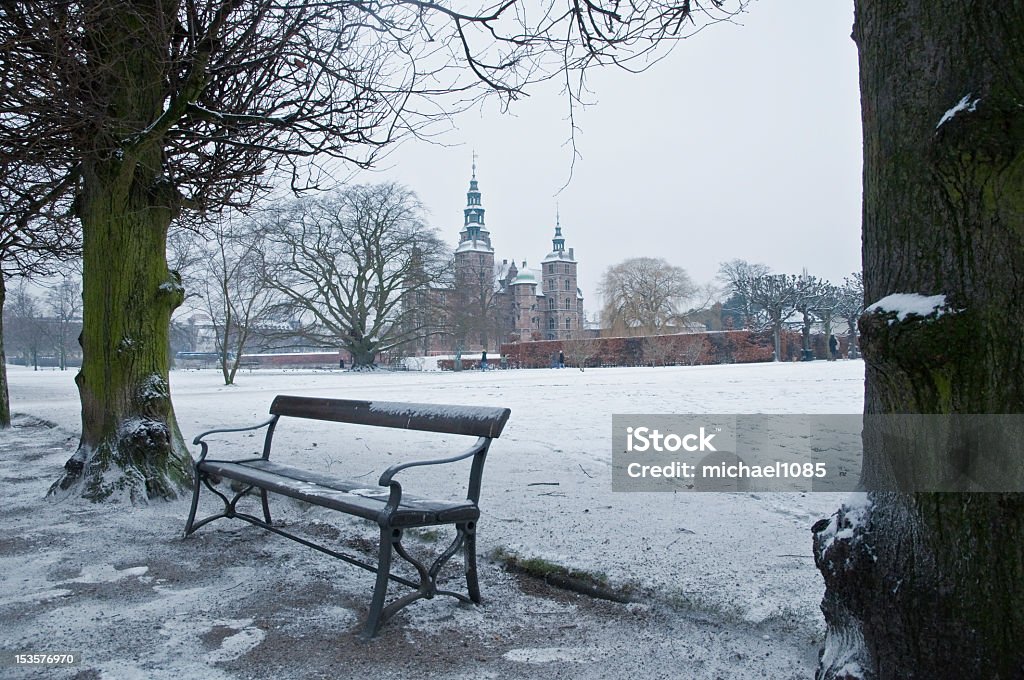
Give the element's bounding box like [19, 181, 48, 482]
[357, 0, 862, 315]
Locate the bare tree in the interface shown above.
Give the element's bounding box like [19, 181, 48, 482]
[263, 184, 449, 368]
[717, 258, 770, 329]
[836, 272, 864, 357]
[810, 281, 843, 360]
[0, 162, 80, 427]
[3, 282, 45, 371]
[745, 273, 800, 362]
[600, 257, 697, 335]
[44, 274, 82, 371]
[185, 216, 280, 385]
[0, 0, 740, 500]
[793, 273, 830, 360]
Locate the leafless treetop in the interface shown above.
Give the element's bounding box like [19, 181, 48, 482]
[0, 0, 742, 232]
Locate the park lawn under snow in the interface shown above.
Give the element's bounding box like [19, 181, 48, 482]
[6, 360, 863, 633]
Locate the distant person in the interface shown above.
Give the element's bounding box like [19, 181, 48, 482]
[480, 350, 488, 371]
[558, 350, 565, 369]
[828, 334, 839, 361]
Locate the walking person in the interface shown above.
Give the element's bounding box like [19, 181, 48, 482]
[828, 334, 839, 361]
[480, 350, 488, 371]
[558, 350, 565, 369]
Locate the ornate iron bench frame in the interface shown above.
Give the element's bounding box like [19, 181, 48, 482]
[183, 395, 511, 638]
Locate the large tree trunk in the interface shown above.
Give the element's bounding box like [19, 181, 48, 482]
[345, 327, 378, 368]
[0, 275, 10, 428]
[347, 341, 377, 368]
[814, 2, 1024, 678]
[50, 160, 191, 502]
[49, 1, 191, 502]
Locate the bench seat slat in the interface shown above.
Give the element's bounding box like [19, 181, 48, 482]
[199, 459, 480, 527]
[269, 396, 511, 439]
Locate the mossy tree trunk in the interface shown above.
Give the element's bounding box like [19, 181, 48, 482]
[49, 0, 191, 502]
[0, 275, 10, 428]
[813, 2, 1024, 678]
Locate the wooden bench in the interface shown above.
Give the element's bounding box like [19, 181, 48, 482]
[183, 395, 511, 638]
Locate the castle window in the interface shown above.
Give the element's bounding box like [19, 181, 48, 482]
[565, 298, 571, 310]
[548, 298, 555, 310]
[564, 279, 570, 291]
[565, 318, 571, 330]
[548, 318, 556, 330]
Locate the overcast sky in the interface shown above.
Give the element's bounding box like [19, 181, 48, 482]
[355, 0, 862, 316]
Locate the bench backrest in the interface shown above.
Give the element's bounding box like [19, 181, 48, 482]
[269, 395, 511, 439]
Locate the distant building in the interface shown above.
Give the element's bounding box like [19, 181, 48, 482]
[419, 161, 585, 353]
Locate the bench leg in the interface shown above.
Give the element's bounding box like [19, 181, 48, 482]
[363, 527, 399, 639]
[183, 472, 264, 536]
[183, 466, 203, 537]
[461, 521, 481, 603]
[260, 489, 272, 525]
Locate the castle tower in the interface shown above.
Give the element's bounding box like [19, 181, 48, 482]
[455, 155, 493, 265]
[540, 212, 580, 340]
[509, 261, 540, 341]
[453, 157, 496, 349]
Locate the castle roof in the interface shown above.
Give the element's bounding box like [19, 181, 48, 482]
[541, 220, 575, 263]
[511, 270, 538, 286]
[541, 249, 576, 264]
[455, 239, 493, 254]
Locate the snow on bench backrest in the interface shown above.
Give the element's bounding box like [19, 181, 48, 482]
[269, 395, 511, 439]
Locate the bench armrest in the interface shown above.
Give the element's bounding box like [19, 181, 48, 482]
[192, 417, 278, 462]
[377, 437, 493, 510]
[378, 438, 487, 486]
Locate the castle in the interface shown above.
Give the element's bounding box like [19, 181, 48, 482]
[427, 162, 585, 353]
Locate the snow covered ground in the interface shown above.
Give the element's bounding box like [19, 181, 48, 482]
[2, 360, 864, 679]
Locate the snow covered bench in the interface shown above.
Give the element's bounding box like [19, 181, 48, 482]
[183, 395, 511, 638]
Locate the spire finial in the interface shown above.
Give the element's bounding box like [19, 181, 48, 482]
[472, 150, 477, 180]
[556, 203, 560, 229]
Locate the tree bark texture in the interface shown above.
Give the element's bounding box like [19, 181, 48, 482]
[0, 275, 10, 428]
[814, 2, 1024, 678]
[50, 1, 190, 501]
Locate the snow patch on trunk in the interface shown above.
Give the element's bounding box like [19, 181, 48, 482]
[816, 492, 873, 561]
[865, 293, 952, 324]
[936, 93, 980, 129]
